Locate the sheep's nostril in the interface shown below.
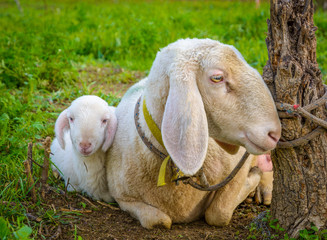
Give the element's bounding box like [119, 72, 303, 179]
[268, 131, 280, 143]
[79, 141, 91, 150]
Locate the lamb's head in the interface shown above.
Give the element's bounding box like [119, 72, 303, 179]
[54, 95, 117, 156]
[148, 38, 281, 176]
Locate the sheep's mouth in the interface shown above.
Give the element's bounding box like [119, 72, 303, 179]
[244, 134, 268, 153]
[80, 149, 93, 156]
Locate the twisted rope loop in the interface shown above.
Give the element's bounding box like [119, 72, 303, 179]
[276, 85, 327, 148]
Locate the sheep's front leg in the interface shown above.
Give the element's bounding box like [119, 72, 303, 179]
[205, 166, 262, 226]
[117, 199, 172, 229]
[254, 171, 273, 205]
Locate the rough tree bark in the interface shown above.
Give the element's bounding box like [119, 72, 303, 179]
[263, 0, 327, 237]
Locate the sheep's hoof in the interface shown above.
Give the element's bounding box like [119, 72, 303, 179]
[140, 213, 172, 229]
[254, 187, 262, 204]
[248, 190, 255, 198]
[118, 200, 172, 230]
[245, 197, 253, 204]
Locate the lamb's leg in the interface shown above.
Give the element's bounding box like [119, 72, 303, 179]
[117, 199, 172, 229]
[205, 166, 262, 226]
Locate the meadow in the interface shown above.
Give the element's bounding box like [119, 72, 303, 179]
[0, 0, 326, 239]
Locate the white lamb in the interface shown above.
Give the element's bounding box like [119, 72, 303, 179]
[51, 95, 117, 202]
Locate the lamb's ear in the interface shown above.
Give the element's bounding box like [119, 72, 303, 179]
[54, 109, 69, 150]
[161, 63, 209, 176]
[102, 107, 118, 152]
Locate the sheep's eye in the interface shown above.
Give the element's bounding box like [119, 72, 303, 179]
[69, 117, 74, 122]
[102, 119, 108, 124]
[210, 75, 224, 83]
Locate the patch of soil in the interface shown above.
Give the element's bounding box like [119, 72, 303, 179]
[37, 188, 269, 240]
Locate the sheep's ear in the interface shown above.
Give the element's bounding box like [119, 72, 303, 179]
[161, 63, 209, 176]
[102, 107, 118, 152]
[55, 109, 69, 150]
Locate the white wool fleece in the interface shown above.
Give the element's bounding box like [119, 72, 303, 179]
[51, 95, 117, 202]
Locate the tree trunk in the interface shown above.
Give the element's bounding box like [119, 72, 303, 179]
[263, 0, 327, 237]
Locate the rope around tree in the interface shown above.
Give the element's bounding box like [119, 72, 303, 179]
[276, 85, 327, 148]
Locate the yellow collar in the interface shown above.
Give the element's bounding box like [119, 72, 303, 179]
[142, 98, 164, 148]
[142, 98, 185, 186]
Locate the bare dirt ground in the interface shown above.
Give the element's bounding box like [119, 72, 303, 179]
[33, 187, 269, 240]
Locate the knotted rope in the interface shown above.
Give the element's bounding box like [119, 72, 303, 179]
[276, 85, 327, 148]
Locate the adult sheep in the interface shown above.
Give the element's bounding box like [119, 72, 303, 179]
[106, 38, 281, 229]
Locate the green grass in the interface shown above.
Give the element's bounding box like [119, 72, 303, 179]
[248, 211, 327, 240]
[0, 0, 326, 238]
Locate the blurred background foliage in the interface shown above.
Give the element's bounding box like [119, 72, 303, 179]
[0, 0, 325, 90]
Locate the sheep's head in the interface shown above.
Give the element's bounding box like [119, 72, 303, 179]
[151, 38, 281, 175]
[55, 95, 117, 156]
[197, 43, 281, 155]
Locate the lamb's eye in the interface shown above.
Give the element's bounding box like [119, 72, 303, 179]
[210, 75, 224, 83]
[69, 117, 74, 122]
[102, 119, 107, 124]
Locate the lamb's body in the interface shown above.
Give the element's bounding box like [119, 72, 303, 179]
[106, 39, 281, 228]
[51, 132, 112, 202]
[51, 95, 117, 202]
